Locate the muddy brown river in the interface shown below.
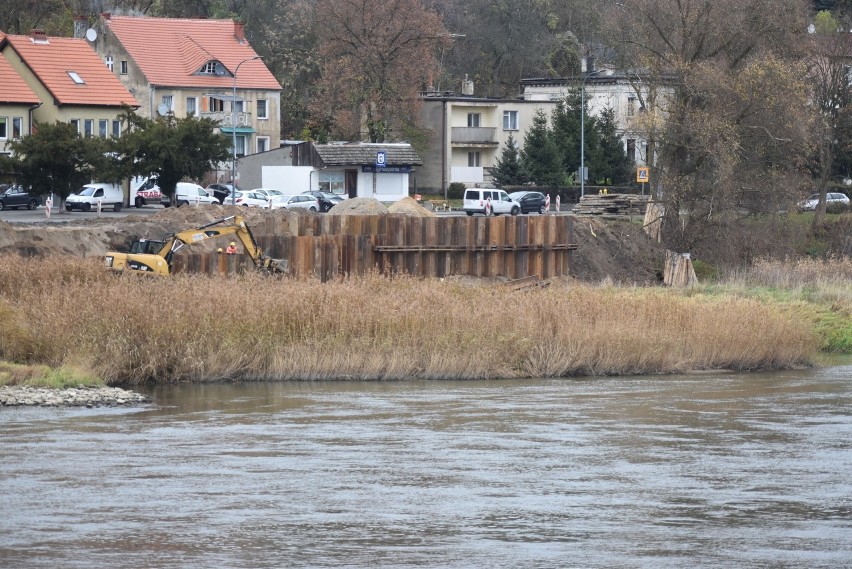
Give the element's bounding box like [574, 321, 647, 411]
[1, 362, 851, 568]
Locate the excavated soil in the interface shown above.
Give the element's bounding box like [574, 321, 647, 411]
[0, 198, 664, 284]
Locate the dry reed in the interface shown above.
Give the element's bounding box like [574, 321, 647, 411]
[0, 255, 820, 385]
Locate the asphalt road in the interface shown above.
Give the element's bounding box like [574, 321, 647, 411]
[0, 204, 166, 224]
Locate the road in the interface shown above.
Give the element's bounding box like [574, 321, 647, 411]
[0, 204, 165, 224]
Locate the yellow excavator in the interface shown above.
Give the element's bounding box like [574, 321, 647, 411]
[104, 215, 285, 275]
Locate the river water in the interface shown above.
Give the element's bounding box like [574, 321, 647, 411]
[1, 364, 851, 569]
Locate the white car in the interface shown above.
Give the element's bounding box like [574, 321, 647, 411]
[273, 194, 320, 212]
[462, 188, 520, 216]
[798, 192, 850, 211]
[232, 190, 276, 208]
[253, 188, 286, 202]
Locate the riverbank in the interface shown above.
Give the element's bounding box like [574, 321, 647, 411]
[2, 255, 848, 391]
[0, 385, 151, 407]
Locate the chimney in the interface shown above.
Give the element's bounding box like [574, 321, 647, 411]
[74, 16, 87, 39]
[30, 29, 48, 43]
[234, 21, 245, 43]
[461, 74, 474, 96]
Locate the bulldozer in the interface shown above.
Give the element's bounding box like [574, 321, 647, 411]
[104, 215, 285, 275]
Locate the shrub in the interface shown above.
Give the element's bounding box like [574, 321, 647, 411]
[447, 183, 466, 199]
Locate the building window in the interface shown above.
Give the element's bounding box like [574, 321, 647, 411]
[0, 117, 6, 139]
[98, 120, 108, 138]
[256, 137, 269, 153]
[234, 135, 246, 157]
[119, 60, 128, 75]
[626, 139, 636, 163]
[84, 119, 94, 137]
[186, 97, 197, 117]
[233, 100, 244, 113]
[468, 151, 481, 167]
[105, 55, 113, 72]
[257, 99, 268, 119]
[161, 95, 173, 112]
[209, 96, 224, 112]
[112, 120, 121, 138]
[12, 117, 22, 138]
[627, 97, 636, 118]
[467, 113, 480, 127]
[67, 71, 85, 84]
[503, 110, 518, 130]
[70, 119, 80, 133]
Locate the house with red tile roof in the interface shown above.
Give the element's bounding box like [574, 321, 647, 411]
[0, 34, 40, 156]
[93, 14, 281, 166]
[0, 30, 139, 148]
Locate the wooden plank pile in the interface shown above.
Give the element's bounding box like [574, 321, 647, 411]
[572, 193, 650, 218]
[663, 250, 698, 287]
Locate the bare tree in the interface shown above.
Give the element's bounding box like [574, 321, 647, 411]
[310, 0, 449, 143]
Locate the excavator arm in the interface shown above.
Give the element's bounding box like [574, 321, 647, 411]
[105, 215, 286, 275]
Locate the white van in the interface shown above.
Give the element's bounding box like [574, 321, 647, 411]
[131, 177, 162, 208]
[66, 183, 123, 212]
[160, 182, 219, 207]
[463, 188, 520, 216]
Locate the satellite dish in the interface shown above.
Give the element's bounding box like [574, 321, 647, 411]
[157, 103, 169, 116]
[85, 28, 98, 42]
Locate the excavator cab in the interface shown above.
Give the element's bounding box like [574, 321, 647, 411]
[129, 238, 165, 256]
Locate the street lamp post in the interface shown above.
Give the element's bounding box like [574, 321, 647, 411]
[231, 56, 261, 205]
[580, 68, 599, 200]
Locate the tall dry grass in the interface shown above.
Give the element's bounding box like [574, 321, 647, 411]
[0, 255, 820, 385]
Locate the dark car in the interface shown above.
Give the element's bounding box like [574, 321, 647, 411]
[302, 190, 344, 213]
[206, 183, 242, 204]
[0, 185, 41, 210]
[508, 191, 547, 214]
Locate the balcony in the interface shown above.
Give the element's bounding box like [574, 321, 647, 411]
[451, 126, 497, 146]
[201, 111, 253, 128]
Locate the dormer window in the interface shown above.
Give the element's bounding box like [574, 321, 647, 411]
[67, 71, 85, 84]
[198, 61, 224, 75]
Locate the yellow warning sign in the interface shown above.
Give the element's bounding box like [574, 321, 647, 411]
[636, 167, 649, 183]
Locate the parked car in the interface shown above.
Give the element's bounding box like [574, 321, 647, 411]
[253, 188, 287, 202]
[273, 194, 320, 212]
[509, 191, 547, 214]
[66, 183, 123, 212]
[232, 190, 276, 208]
[161, 183, 219, 207]
[206, 183, 241, 204]
[302, 190, 344, 212]
[0, 185, 41, 210]
[462, 188, 520, 216]
[798, 192, 850, 212]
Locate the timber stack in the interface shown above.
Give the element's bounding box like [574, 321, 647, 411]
[572, 193, 650, 218]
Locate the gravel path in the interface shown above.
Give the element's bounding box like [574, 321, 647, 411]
[0, 386, 151, 407]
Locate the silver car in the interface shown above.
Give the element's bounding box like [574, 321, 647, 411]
[273, 194, 320, 212]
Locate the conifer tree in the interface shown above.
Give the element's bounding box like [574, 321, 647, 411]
[520, 109, 564, 186]
[491, 133, 525, 187]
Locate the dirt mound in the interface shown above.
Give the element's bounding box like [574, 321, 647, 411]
[387, 197, 436, 217]
[328, 197, 389, 215]
[569, 217, 665, 285]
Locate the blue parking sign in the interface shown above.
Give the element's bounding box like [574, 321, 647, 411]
[376, 151, 386, 167]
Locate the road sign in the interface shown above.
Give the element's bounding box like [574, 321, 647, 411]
[637, 167, 649, 183]
[376, 151, 386, 168]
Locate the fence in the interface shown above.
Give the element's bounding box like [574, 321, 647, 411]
[172, 214, 576, 281]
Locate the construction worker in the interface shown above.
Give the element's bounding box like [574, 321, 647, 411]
[225, 241, 238, 255]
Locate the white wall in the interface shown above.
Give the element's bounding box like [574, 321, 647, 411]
[262, 165, 313, 193]
[356, 171, 409, 201]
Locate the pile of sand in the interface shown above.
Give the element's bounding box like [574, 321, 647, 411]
[387, 196, 436, 217]
[327, 197, 389, 216]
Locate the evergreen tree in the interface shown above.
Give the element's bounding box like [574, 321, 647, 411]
[549, 97, 580, 182]
[9, 121, 108, 212]
[594, 107, 631, 185]
[491, 132, 525, 187]
[520, 109, 564, 186]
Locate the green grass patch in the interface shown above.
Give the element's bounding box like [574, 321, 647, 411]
[0, 362, 104, 388]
